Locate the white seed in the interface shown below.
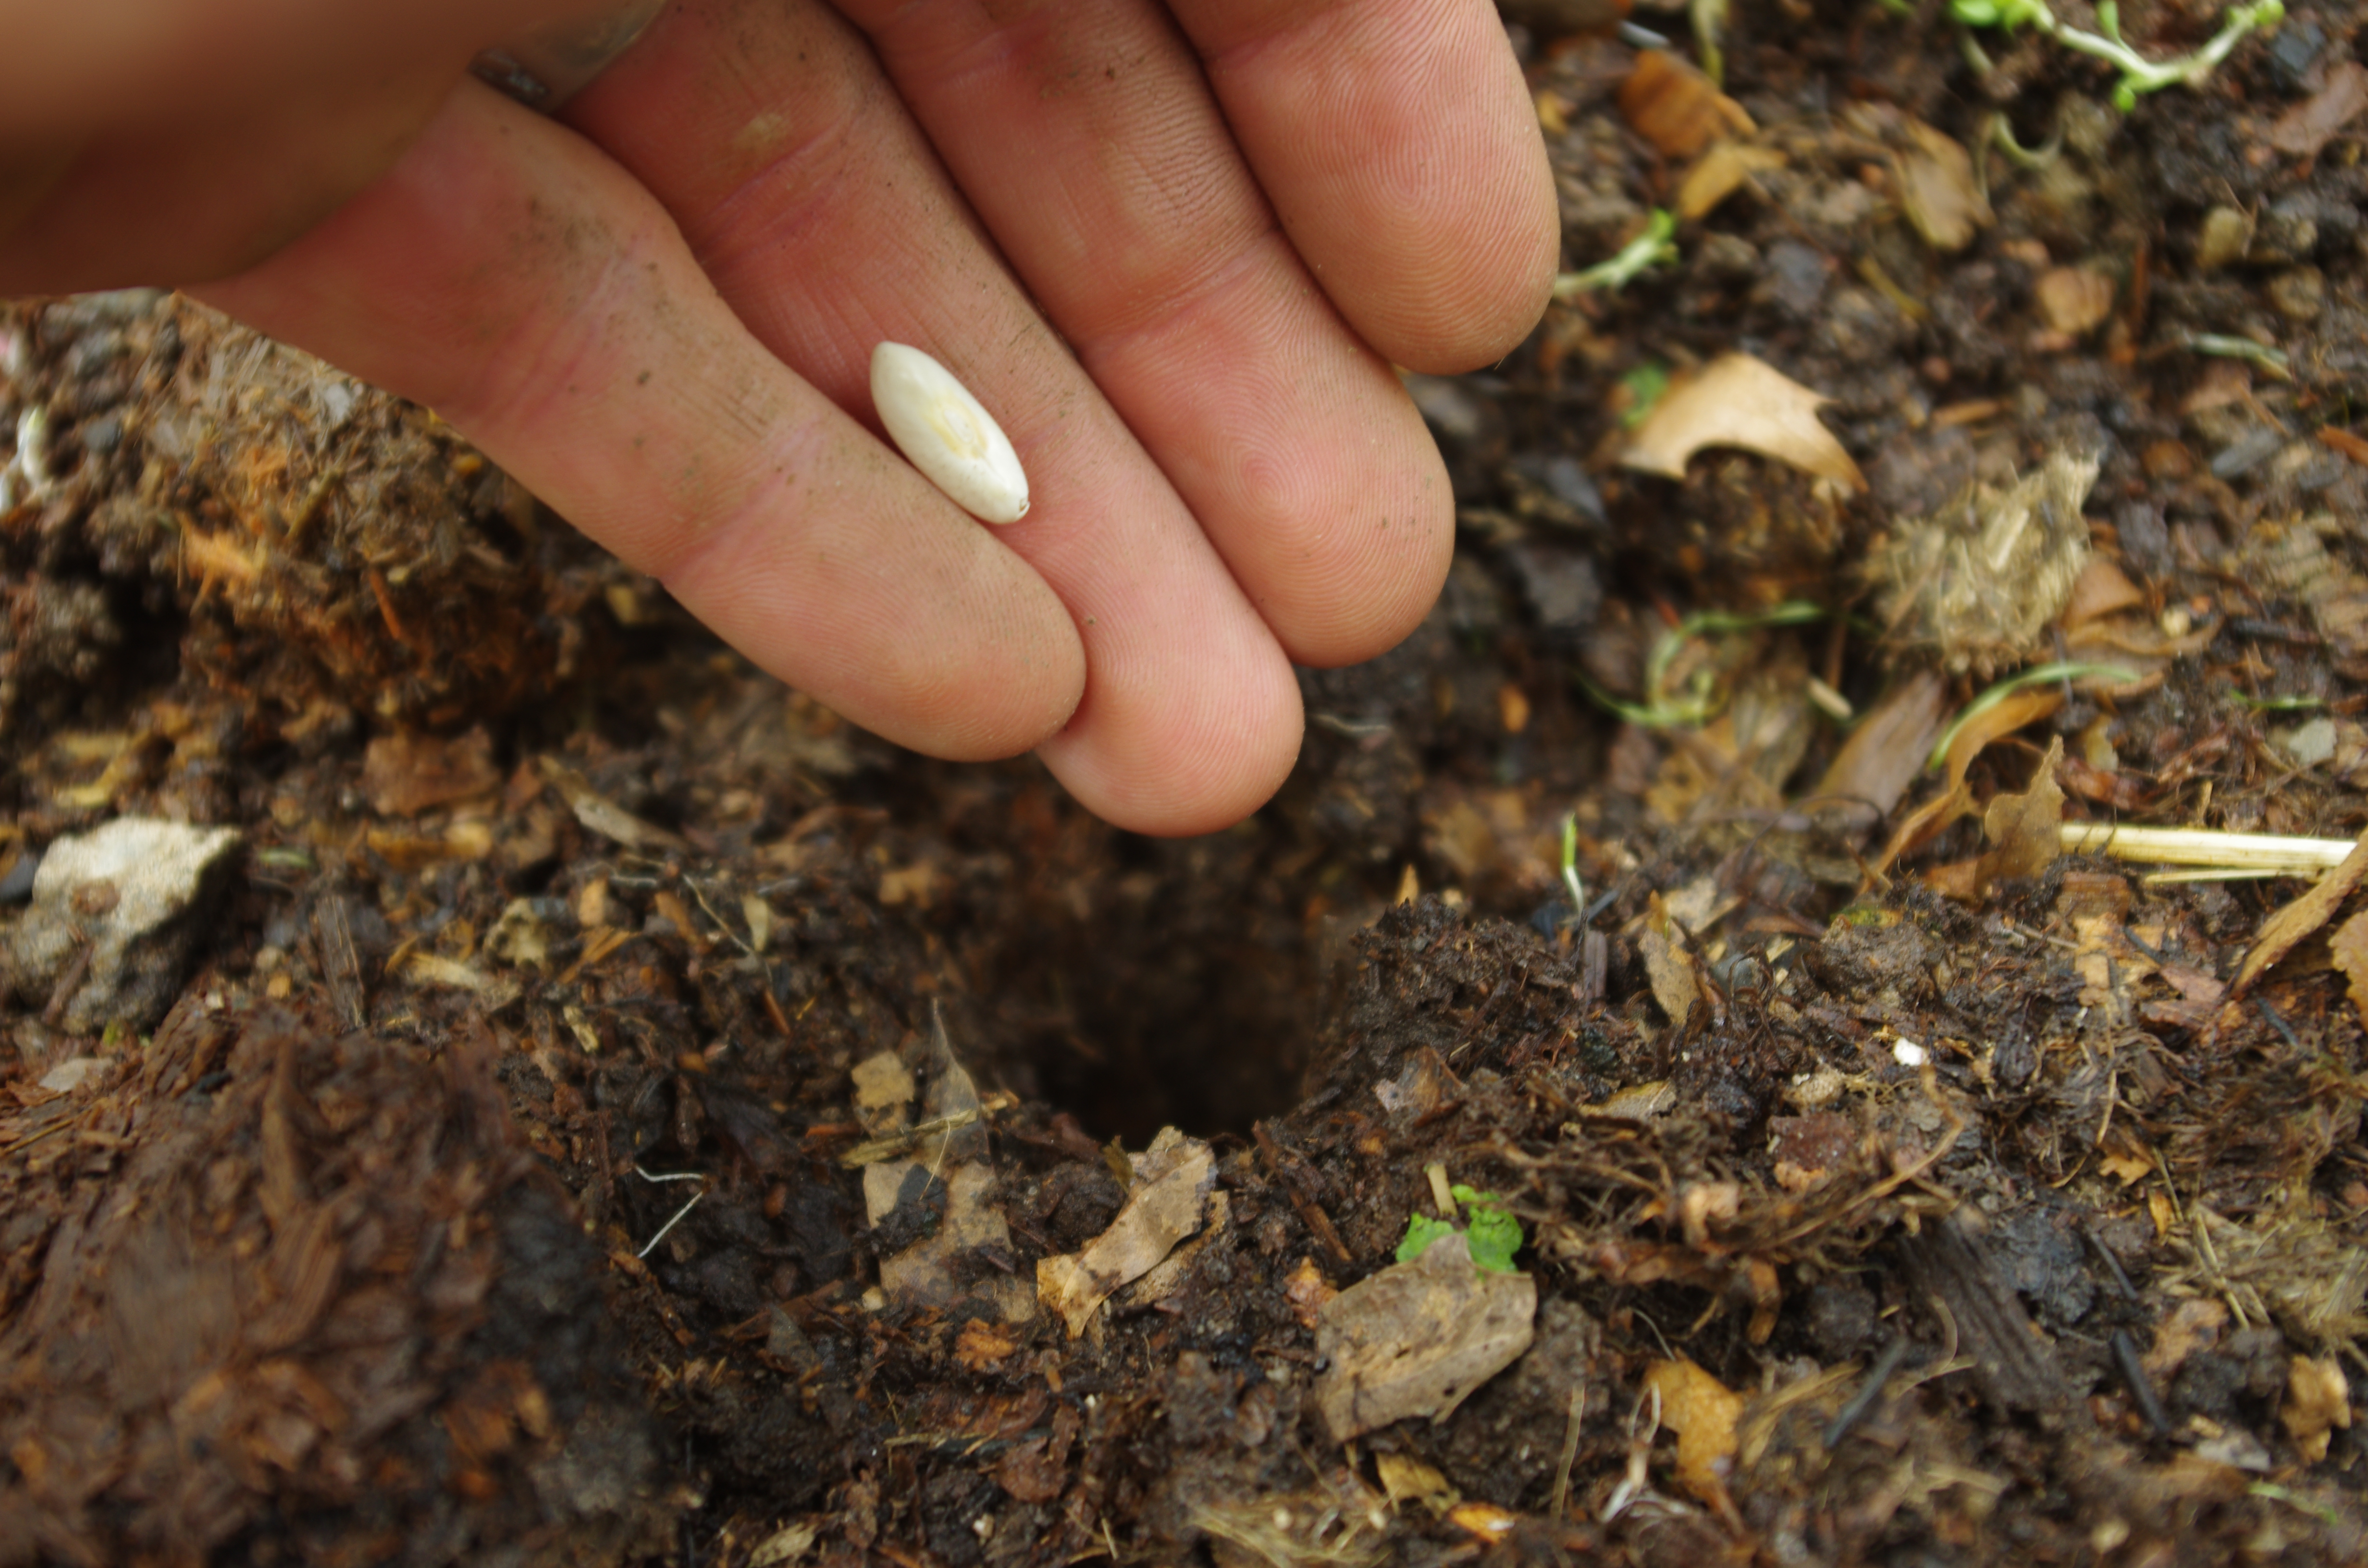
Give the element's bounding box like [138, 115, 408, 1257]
[869, 342, 1029, 525]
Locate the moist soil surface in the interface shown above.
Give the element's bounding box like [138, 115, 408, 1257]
[5, 4, 2368, 1564]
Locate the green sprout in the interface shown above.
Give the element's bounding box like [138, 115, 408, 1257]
[1620, 361, 1673, 428]
[1553, 209, 1680, 300]
[1560, 813, 1587, 920]
[2228, 689, 2325, 713]
[1576, 600, 1828, 729]
[2181, 332, 2291, 377]
[1397, 1185, 1525, 1274]
[1950, 0, 2285, 111]
[1926, 661, 2143, 771]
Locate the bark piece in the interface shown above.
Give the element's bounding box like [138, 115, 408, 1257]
[1314, 1232, 1538, 1441]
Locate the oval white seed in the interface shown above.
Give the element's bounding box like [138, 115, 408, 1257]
[869, 342, 1030, 525]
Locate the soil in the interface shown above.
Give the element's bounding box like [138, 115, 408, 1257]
[4, 3, 2368, 1563]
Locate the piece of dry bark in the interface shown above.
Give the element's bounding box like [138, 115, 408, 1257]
[1313, 1231, 1537, 1441]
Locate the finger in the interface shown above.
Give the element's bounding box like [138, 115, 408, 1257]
[0, 74, 456, 292]
[1171, 0, 1559, 374]
[566, 0, 1307, 833]
[832, 0, 1456, 669]
[197, 83, 1086, 764]
[0, 0, 576, 290]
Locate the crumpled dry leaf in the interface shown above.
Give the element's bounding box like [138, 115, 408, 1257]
[2232, 829, 2368, 996]
[1873, 687, 2064, 877]
[1313, 1230, 1537, 1441]
[2282, 1354, 2352, 1462]
[871, 1161, 1035, 1321]
[1928, 736, 2067, 901]
[1979, 735, 2067, 885]
[1037, 1127, 1215, 1336]
[1621, 354, 1865, 490]
[1643, 1358, 1743, 1506]
[1376, 1453, 1458, 1515]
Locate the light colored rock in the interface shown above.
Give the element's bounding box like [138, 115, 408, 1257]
[7, 818, 242, 1033]
[2277, 716, 2338, 769]
[37, 1056, 104, 1094]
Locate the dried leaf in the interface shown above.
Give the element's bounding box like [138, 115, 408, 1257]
[849, 1051, 916, 1133]
[877, 1162, 1035, 1322]
[1895, 121, 1991, 251]
[1376, 1453, 1458, 1514]
[1677, 140, 1787, 220]
[2268, 61, 2368, 157]
[1621, 354, 1865, 490]
[2232, 829, 2368, 996]
[1816, 670, 1949, 819]
[1037, 1128, 1216, 1336]
[1643, 1358, 1743, 1506]
[2331, 909, 2368, 1031]
[1618, 50, 1753, 159]
[1874, 687, 2062, 876]
[1979, 735, 2067, 887]
[1640, 895, 1701, 1028]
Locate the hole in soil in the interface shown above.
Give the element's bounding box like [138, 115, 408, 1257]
[983, 830, 1339, 1146]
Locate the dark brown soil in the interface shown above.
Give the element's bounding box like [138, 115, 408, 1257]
[5, 2, 2368, 1562]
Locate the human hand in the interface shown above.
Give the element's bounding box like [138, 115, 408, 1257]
[1, 0, 1555, 835]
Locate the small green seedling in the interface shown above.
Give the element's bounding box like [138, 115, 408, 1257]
[1397, 1185, 1525, 1274]
[1554, 209, 1680, 300]
[1949, 0, 2284, 111]
[1925, 661, 2142, 771]
[1575, 600, 1828, 729]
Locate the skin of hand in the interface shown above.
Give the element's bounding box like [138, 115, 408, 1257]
[0, 0, 1556, 836]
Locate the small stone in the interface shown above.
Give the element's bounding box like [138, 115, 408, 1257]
[6, 818, 243, 1033]
[2275, 716, 2338, 768]
[2195, 207, 2254, 272]
[37, 1056, 104, 1094]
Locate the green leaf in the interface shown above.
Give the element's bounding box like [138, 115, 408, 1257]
[1395, 1212, 1460, 1265]
[1454, 1187, 1526, 1274]
[1395, 1187, 1526, 1273]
